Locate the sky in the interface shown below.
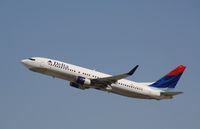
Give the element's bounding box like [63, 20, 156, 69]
[0, 0, 199, 129]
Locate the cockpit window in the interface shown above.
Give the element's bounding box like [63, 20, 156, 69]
[28, 58, 35, 61]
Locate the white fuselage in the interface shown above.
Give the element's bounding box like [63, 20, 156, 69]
[21, 57, 167, 100]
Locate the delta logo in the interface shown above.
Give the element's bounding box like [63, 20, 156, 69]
[48, 60, 53, 65]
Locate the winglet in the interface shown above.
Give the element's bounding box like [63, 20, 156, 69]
[128, 65, 139, 75]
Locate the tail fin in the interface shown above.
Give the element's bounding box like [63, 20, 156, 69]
[150, 65, 186, 89]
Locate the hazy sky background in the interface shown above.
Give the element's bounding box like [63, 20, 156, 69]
[0, 0, 199, 129]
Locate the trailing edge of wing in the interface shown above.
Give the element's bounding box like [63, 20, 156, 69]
[91, 65, 139, 85]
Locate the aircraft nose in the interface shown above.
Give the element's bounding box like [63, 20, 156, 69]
[21, 59, 29, 67]
[21, 59, 26, 64]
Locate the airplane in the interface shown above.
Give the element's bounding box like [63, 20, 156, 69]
[21, 57, 186, 100]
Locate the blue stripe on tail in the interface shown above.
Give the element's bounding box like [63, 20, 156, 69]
[150, 73, 183, 89]
[149, 65, 186, 89]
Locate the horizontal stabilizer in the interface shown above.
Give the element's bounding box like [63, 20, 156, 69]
[161, 91, 183, 97]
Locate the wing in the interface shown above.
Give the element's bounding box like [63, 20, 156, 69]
[91, 65, 139, 87]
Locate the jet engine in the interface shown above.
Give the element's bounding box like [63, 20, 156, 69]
[75, 76, 91, 85]
[69, 82, 86, 90]
[69, 76, 91, 90]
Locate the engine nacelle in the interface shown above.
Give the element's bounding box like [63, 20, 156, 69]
[69, 82, 86, 90]
[76, 76, 91, 85]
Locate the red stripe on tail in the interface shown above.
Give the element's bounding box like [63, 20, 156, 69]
[166, 65, 186, 76]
